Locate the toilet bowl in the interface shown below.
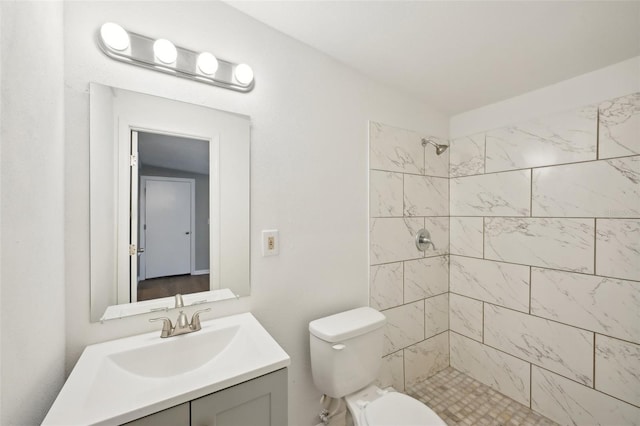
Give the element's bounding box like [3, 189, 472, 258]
[309, 307, 446, 426]
[344, 385, 446, 426]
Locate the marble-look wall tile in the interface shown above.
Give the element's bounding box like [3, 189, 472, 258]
[382, 301, 424, 355]
[377, 350, 404, 392]
[370, 170, 403, 217]
[370, 263, 403, 311]
[450, 333, 530, 406]
[450, 256, 529, 312]
[404, 175, 449, 217]
[531, 268, 640, 343]
[370, 217, 424, 265]
[532, 156, 640, 218]
[485, 106, 597, 173]
[595, 334, 640, 407]
[450, 217, 483, 257]
[450, 133, 485, 177]
[370, 121, 423, 174]
[424, 135, 449, 178]
[404, 256, 448, 303]
[485, 304, 593, 385]
[532, 366, 640, 426]
[596, 219, 640, 281]
[485, 218, 594, 273]
[449, 294, 483, 341]
[599, 93, 640, 159]
[404, 332, 449, 387]
[425, 293, 449, 338]
[451, 170, 531, 216]
[424, 217, 449, 257]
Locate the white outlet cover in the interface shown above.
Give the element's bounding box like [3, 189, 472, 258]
[262, 229, 279, 256]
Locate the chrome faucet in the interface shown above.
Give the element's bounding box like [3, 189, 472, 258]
[149, 294, 211, 338]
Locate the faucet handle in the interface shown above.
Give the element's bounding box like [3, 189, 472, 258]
[149, 317, 173, 338]
[190, 308, 211, 331]
[174, 293, 184, 308]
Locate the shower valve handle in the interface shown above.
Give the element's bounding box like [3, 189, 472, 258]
[415, 229, 436, 251]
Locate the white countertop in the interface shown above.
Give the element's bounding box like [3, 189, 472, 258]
[43, 312, 290, 425]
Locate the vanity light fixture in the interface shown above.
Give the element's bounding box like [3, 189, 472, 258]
[97, 23, 255, 92]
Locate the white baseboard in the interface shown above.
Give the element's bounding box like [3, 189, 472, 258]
[193, 269, 210, 275]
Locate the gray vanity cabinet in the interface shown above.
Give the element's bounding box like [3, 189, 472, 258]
[191, 368, 288, 426]
[124, 403, 190, 426]
[124, 368, 287, 426]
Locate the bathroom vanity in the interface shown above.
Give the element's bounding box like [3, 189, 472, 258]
[125, 368, 287, 426]
[43, 313, 290, 425]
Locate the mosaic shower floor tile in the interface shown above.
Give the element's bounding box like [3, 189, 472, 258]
[406, 367, 557, 426]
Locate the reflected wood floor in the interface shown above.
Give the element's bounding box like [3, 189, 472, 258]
[137, 274, 209, 301]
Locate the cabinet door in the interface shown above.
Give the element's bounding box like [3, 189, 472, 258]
[123, 402, 189, 426]
[191, 368, 287, 426]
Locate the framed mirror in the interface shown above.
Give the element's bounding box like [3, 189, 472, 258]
[89, 83, 250, 322]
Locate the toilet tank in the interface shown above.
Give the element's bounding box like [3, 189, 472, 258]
[309, 307, 386, 398]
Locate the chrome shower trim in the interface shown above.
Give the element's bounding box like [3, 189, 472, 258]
[421, 138, 449, 155]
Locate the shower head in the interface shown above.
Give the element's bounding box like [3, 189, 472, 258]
[421, 138, 449, 155]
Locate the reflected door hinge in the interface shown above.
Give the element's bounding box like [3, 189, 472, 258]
[130, 154, 137, 167]
[129, 244, 136, 256]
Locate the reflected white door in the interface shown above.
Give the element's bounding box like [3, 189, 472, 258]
[145, 179, 192, 278]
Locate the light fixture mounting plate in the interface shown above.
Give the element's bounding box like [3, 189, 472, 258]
[97, 28, 254, 93]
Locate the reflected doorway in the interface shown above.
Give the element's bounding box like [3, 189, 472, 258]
[132, 131, 210, 302]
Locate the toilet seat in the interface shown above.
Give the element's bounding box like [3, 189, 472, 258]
[361, 392, 446, 426]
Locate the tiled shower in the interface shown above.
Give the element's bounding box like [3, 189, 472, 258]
[369, 93, 640, 425]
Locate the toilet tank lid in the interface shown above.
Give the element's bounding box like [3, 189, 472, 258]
[309, 307, 386, 343]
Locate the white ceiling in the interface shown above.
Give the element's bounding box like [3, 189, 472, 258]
[139, 132, 209, 175]
[226, 1, 640, 114]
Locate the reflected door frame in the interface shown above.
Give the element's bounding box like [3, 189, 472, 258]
[114, 100, 221, 306]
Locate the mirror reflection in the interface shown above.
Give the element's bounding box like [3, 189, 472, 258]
[135, 133, 210, 302]
[89, 83, 250, 322]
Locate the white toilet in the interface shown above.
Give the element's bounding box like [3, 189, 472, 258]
[309, 307, 446, 426]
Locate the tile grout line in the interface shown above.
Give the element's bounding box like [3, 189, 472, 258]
[529, 168, 533, 217]
[529, 266, 532, 315]
[529, 363, 533, 409]
[402, 260, 405, 306]
[593, 333, 597, 390]
[482, 302, 485, 344]
[482, 216, 486, 259]
[418, 152, 639, 179]
[448, 253, 640, 284]
[593, 218, 598, 276]
[448, 293, 639, 341]
[596, 106, 600, 160]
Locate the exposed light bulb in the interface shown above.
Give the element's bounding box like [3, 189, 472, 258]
[100, 23, 129, 51]
[197, 52, 219, 75]
[234, 63, 254, 85]
[153, 39, 177, 64]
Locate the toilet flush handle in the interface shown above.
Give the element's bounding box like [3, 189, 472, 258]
[332, 343, 346, 351]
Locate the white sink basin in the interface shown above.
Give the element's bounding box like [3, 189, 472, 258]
[43, 313, 290, 426]
[108, 324, 240, 378]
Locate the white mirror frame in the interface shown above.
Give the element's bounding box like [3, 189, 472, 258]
[89, 83, 250, 322]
